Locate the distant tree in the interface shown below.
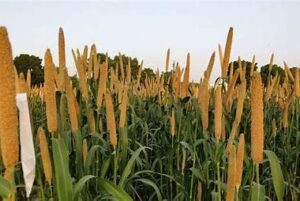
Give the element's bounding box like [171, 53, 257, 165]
[228, 60, 258, 88]
[141, 68, 155, 83]
[260, 64, 285, 86]
[14, 54, 44, 86]
[161, 71, 173, 81]
[70, 74, 79, 89]
[97, 53, 145, 81]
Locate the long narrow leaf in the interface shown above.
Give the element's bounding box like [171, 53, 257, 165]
[98, 178, 133, 201]
[52, 139, 73, 201]
[251, 183, 265, 201]
[135, 178, 162, 201]
[73, 175, 95, 201]
[0, 175, 14, 198]
[264, 150, 285, 201]
[119, 146, 147, 188]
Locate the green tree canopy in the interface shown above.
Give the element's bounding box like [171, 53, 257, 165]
[97, 53, 155, 83]
[14, 54, 44, 86]
[141, 68, 155, 83]
[260, 64, 285, 86]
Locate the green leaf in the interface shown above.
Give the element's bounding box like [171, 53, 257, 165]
[0, 175, 14, 198]
[264, 150, 285, 201]
[135, 178, 162, 201]
[73, 175, 95, 201]
[98, 178, 133, 201]
[251, 183, 265, 201]
[100, 157, 112, 178]
[84, 145, 101, 174]
[119, 146, 147, 188]
[74, 130, 83, 178]
[120, 127, 128, 159]
[211, 191, 220, 201]
[191, 168, 205, 183]
[52, 139, 73, 201]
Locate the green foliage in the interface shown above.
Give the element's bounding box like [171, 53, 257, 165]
[141, 68, 155, 83]
[97, 53, 155, 83]
[251, 183, 265, 201]
[260, 64, 285, 86]
[0, 175, 15, 198]
[98, 178, 133, 201]
[14, 54, 44, 86]
[52, 139, 73, 201]
[264, 150, 285, 201]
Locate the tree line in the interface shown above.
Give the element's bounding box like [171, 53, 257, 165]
[14, 53, 294, 88]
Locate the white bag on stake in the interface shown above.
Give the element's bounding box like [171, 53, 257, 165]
[16, 93, 36, 197]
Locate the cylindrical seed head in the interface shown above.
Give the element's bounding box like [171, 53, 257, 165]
[44, 49, 58, 132]
[0, 26, 19, 168]
[38, 127, 52, 184]
[250, 72, 264, 164]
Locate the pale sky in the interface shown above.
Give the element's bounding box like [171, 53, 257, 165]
[1, 0, 300, 81]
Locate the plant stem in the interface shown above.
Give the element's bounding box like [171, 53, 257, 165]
[113, 148, 118, 184]
[189, 147, 196, 200]
[217, 162, 221, 201]
[256, 163, 260, 184]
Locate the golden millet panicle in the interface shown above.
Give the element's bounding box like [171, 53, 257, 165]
[58, 27, 66, 68]
[197, 181, 202, 201]
[182, 53, 190, 96]
[221, 114, 226, 141]
[200, 81, 209, 130]
[171, 108, 176, 137]
[199, 54, 215, 130]
[105, 91, 117, 149]
[119, 53, 125, 80]
[44, 49, 58, 132]
[226, 68, 240, 110]
[282, 102, 289, 129]
[119, 87, 128, 128]
[26, 69, 31, 89]
[38, 127, 53, 184]
[83, 139, 88, 166]
[295, 68, 299, 97]
[58, 27, 66, 91]
[222, 27, 233, 78]
[250, 56, 256, 77]
[77, 54, 89, 101]
[87, 46, 94, 79]
[165, 48, 170, 72]
[236, 133, 245, 189]
[226, 146, 236, 201]
[218, 44, 223, 68]
[272, 119, 277, 137]
[0, 26, 19, 168]
[250, 72, 264, 164]
[214, 86, 222, 141]
[235, 81, 246, 124]
[93, 51, 100, 80]
[284, 62, 294, 82]
[126, 60, 131, 83]
[64, 71, 79, 132]
[87, 108, 96, 133]
[97, 61, 108, 108]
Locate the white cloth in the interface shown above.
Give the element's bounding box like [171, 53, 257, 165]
[16, 93, 36, 197]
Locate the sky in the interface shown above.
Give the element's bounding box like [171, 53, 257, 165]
[1, 0, 300, 81]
